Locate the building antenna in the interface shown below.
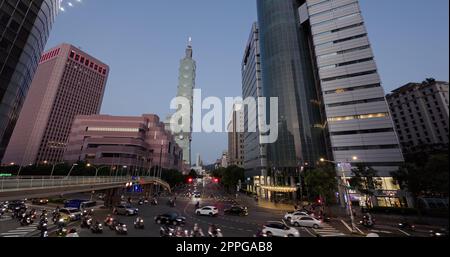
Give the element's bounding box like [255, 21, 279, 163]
[188, 36, 192, 47]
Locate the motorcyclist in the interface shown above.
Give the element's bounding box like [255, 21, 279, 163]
[66, 228, 79, 237]
[134, 216, 144, 228]
[190, 223, 204, 237]
[195, 201, 200, 209]
[208, 224, 223, 237]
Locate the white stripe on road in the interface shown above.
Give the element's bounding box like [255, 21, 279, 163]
[398, 229, 411, 236]
[1, 232, 28, 235]
[340, 220, 353, 232]
[302, 228, 316, 237]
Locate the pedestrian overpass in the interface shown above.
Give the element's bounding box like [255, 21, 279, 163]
[0, 176, 171, 202]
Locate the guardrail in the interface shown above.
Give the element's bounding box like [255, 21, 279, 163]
[0, 176, 169, 192]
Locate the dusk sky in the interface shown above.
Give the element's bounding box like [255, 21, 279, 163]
[46, 0, 449, 164]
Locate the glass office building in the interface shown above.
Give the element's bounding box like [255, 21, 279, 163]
[257, 0, 328, 180]
[0, 0, 59, 162]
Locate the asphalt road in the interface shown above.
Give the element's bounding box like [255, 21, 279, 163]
[0, 180, 446, 238]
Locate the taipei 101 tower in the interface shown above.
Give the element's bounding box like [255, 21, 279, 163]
[166, 38, 196, 167]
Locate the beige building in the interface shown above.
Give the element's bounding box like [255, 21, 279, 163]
[386, 80, 449, 155]
[227, 104, 245, 167]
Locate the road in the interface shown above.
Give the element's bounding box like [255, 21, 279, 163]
[0, 179, 446, 238]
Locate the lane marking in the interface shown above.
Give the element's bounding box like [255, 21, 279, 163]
[398, 229, 411, 236]
[303, 228, 316, 237]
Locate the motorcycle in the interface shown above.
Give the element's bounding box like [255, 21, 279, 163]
[90, 222, 103, 234]
[81, 217, 93, 228]
[254, 229, 267, 237]
[104, 217, 114, 227]
[20, 216, 33, 226]
[398, 221, 416, 231]
[160, 225, 175, 237]
[151, 199, 158, 206]
[115, 223, 128, 235]
[134, 218, 145, 229]
[37, 218, 48, 231]
[208, 226, 223, 237]
[360, 216, 375, 228]
[56, 227, 68, 237]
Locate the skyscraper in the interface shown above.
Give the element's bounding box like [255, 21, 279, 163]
[0, 0, 60, 161]
[3, 43, 109, 166]
[166, 38, 196, 166]
[257, 0, 328, 177]
[227, 104, 245, 167]
[255, 0, 406, 207]
[241, 23, 268, 195]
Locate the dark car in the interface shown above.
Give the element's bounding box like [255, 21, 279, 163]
[31, 198, 49, 205]
[8, 200, 26, 211]
[224, 206, 248, 216]
[154, 212, 186, 226]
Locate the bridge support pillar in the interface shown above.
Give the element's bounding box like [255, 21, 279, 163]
[104, 188, 122, 208]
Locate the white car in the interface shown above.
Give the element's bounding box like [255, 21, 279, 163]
[284, 211, 310, 222]
[291, 216, 322, 229]
[196, 206, 219, 216]
[262, 221, 300, 237]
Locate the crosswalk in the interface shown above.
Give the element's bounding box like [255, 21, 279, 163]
[312, 223, 346, 237]
[0, 223, 39, 237]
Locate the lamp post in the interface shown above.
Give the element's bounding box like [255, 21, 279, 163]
[87, 163, 109, 178]
[320, 156, 358, 234]
[66, 163, 79, 178]
[50, 162, 65, 178]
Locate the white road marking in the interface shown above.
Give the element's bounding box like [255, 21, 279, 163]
[398, 229, 411, 236]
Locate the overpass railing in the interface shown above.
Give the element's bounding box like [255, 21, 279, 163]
[0, 176, 138, 192]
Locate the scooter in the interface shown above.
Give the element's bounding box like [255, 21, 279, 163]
[90, 222, 103, 234]
[115, 223, 128, 235]
[208, 228, 224, 237]
[134, 218, 145, 229]
[160, 225, 175, 237]
[398, 221, 416, 231]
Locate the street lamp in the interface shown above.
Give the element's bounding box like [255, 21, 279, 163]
[87, 163, 109, 178]
[66, 163, 79, 178]
[50, 162, 66, 177]
[319, 157, 358, 234]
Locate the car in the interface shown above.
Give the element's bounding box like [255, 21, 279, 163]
[113, 204, 139, 216]
[291, 216, 322, 229]
[224, 206, 248, 216]
[196, 206, 219, 216]
[31, 198, 48, 205]
[194, 192, 201, 198]
[154, 212, 186, 226]
[262, 221, 300, 237]
[284, 211, 310, 222]
[59, 208, 82, 221]
[8, 200, 26, 211]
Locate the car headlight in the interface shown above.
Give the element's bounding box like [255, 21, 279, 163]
[59, 219, 64, 222]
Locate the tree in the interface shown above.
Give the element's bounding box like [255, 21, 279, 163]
[188, 169, 198, 179]
[304, 163, 337, 206]
[392, 154, 449, 203]
[349, 164, 381, 208]
[161, 169, 185, 188]
[220, 166, 245, 193]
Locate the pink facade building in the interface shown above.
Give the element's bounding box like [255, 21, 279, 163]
[63, 114, 185, 173]
[2, 43, 109, 166]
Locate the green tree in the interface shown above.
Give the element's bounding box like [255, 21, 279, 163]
[221, 166, 245, 193]
[161, 169, 185, 188]
[304, 163, 337, 206]
[392, 153, 449, 205]
[349, 164, 381, 208]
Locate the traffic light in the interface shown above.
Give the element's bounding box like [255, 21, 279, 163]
[213, 178, 219, 183]
[188, 177, 193, 183]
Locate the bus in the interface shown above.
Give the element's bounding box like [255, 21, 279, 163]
[64, 199, 96, 210]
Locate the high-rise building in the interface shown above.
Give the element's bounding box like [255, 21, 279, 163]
[227, 104, 245, 167]
[63, 114, 184, 172]
[241, 23, 268, 195]
[0, 0, 60, 161]
[255, 0, 406, 207]
[2, 43, 109, 166]
[166, 38, 196, 166]
[387, 80, 449, 156]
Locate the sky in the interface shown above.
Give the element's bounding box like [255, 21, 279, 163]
[46, 0, 449, 164]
